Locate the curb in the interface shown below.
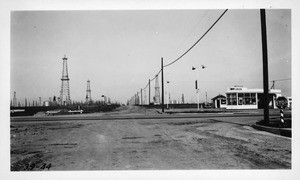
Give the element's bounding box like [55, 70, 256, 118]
[252, 124, 291, 138]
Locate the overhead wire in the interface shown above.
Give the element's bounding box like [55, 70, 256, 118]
[129, 9, 228, 103]
[169, 10, 209, 61]
[142, 82, 149, 90]
[270, 78, 291, 82]
[163, 9, 228, 68]
[150, 69, 162, 81]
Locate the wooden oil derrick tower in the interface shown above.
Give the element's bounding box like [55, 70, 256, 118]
[85, 80, 92, 104]
[59, 55, 71, 106]
[154, 75, 160, 105]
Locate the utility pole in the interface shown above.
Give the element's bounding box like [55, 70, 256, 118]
[148, 79, 151, 105]
[196, 70, 199, 110]
[260, 9, 270, 123]
[141, 88, 143, 105]
[161, 57, 164, 113]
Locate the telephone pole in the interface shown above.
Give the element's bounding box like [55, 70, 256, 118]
[260, 9, 270, 123]
[161, 57, 164, 113]
[148, 79, 151, 105]
[141, 88, 143, 105]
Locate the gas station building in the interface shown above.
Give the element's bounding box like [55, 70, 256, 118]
[225, 86, 282, 109]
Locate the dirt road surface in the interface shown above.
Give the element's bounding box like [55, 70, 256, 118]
[10, 106, 291, 170]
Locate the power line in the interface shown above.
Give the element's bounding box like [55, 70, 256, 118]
[270, 78, 291, 89]
[150, 69, 162, 82]
[129, 10, 228, 104]
[169, 10, 209, 60]
[142, 82, 149, 91]
[271, 78, 291, 82]
[163, 9, 228, 68]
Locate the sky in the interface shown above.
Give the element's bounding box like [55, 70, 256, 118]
[10, 9, 291, 104]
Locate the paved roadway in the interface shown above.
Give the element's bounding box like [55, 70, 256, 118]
[10, 107, 291, 170]
[11, 110, 282, 123]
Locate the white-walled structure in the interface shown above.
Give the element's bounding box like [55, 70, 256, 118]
[225, 86, 282, 109]
[211, 95, 227, 108]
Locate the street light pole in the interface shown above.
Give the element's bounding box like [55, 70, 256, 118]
[192, 66, 200, 111]
[192, 65, 206, 111]
[166, 81, 170, 109]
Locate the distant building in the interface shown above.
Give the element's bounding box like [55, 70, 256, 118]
[171, 100, 178, 104]
[44, 101, 50, 106]
[287, 97, 292, 109]
[225, 86, 281, 109]
[211, 94, 226, 108]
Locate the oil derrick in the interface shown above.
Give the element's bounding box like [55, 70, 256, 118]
[154, 75, 160, 104]
[53, 96, 57, 106]
[182, 94, 185, 104]
[135, 93, 139, 105]
[39, 97, 42, 106]
[85, 80, 92, 104]
[13, 91, 17, 107]
[144, 89, 147, 105]
[59, 55, 71, 106]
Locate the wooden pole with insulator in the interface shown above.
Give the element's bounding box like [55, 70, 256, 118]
[161, 57, 164, 113]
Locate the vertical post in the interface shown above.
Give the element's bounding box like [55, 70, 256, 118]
[166, 82, 168, 109]
[148, 79, 151, 105]
[280, 109, 284, 124]
[161, 57, 164, 113]
[197, 69, 199, 110]
[260, 9, 270, 123]
[141, 88, 143, 105]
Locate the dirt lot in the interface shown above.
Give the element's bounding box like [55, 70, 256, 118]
[10, 106, 291, 170]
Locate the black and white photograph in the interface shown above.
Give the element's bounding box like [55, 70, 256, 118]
[1, 0, 299, 179]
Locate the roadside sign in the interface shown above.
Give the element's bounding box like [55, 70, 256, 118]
[276, 96, 288, 109]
